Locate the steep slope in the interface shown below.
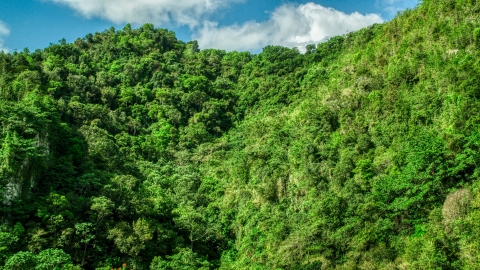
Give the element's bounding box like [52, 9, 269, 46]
[204, 0, 480, 268]
[0, 0, 480, 269]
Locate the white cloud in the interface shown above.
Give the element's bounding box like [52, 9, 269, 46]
[48, 0, 242, 27]
[47, 0, 384, 53]
[194, 3, 383, 52]
[0, 20, 10, 53]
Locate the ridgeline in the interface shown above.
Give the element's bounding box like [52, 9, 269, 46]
[1, 0, 480, 268]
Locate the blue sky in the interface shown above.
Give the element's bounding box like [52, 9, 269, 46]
[0, 0, 418, 53]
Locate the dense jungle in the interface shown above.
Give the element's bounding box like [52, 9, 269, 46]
[2, 0, 480, 268]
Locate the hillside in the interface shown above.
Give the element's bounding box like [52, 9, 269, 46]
[1, 0, 480, 269]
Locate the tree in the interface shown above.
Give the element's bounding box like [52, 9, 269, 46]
[35, 248, 74, 270]
[150, 248, 211, 270]
[3, 251, 36, 270]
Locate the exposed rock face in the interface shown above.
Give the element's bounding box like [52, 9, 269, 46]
[2, 133, 49, 205]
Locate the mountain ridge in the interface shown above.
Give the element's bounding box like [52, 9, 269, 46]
[1, 0, 480, 268]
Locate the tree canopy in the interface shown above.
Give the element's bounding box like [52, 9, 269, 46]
[2, 0, 480, 268]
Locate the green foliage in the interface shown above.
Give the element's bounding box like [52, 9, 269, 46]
[150, 248, 211, 270]
[2, 1, 480, 268]
[4, 249, 77, 270]
[474, 27, 480, 45]
[35, 248, 74, 270]
[3, 251, 36, 270]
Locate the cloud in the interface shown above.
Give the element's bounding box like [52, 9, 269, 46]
[48, 0, 242, 27]
[377, 0, 418, 15]
[47, 0, 384, 52]
[194, 3, 384, 52]
[0, 20, 10, 53]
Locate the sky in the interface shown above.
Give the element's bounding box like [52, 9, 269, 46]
[0, 0, 418, 53]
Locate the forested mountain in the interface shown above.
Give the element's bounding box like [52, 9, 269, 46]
[1, 0, 480, 269]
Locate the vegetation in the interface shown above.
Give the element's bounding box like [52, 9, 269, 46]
[1, 0, 480, 268]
